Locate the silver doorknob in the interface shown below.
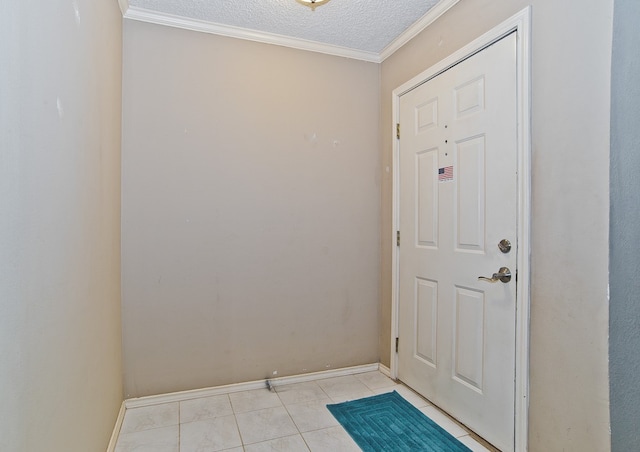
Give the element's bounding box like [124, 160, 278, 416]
[478, 267, 512, 283]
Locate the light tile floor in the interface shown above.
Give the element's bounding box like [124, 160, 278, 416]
[115, 371, 495, 452]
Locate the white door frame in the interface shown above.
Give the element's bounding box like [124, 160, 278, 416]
[390, 7, 531, 452]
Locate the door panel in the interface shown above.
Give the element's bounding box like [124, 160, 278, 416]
[453, 286, 485, 391]
[456, 136, 485, 251]
[416, 149, 439, 247]
[415, 277, 438, 366]
[455, 76, 485, 118]
[398, 33, 517, 452]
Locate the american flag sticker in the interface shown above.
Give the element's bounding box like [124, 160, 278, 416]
[438, 166, 454, 182]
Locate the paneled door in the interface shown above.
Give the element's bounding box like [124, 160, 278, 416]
[397, 33, 517, 451]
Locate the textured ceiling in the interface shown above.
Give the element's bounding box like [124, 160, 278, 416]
[126, 0, 443, 56]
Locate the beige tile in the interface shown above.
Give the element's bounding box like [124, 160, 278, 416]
[276, 381, 328, 406]
[316, 375, 372, 399]
[457, 434, 493, 451]
[244, 434, 310, 452]
[371, 383, 401, 395]
[354, 371, 396, 390]
[302, 426, 360, 452]
[373, 384, 431, 408]
[286, 398, 339, 432]
[120, 403, 179, 434]
[230, 388, 282, 414]
[236, 406, 299, 445]
[114, 371, 494, 452]
[180, 415, 242, 451]
[180, 394, 233, 423]
[419, 405, 468, 438]
[115, 425, 178, 452]
[328, 390, 376, 404]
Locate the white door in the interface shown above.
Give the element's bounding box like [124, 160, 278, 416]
[397, 33, 517, 451]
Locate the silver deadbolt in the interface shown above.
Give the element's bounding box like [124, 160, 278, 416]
[498, 239, 511, 253]
[478, 267, 512, 283]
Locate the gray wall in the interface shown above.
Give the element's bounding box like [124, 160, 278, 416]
[0, 0, 123, 450]
[121, 21, 381, 397]
[380, 0, 613, 450]
[609, 0, 640, 450]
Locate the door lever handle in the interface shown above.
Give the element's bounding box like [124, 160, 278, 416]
[478, 267, 512, 283]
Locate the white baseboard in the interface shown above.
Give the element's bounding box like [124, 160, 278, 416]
[124, 363, 380, 409]
[378, 363, 392, 378]
[106, 401, 126, 452]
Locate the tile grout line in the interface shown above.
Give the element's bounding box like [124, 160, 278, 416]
[177, 400, 181, 451]
[117, 371, 490, 451]
[228, 393, 247, 449]
[276, 385, 314, 451]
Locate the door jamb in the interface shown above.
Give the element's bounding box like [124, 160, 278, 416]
[390, 7, 531, 452]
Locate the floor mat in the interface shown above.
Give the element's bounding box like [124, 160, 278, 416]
[327, 391, 472, 451]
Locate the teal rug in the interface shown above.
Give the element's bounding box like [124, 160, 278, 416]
[327, 391, 472, 452]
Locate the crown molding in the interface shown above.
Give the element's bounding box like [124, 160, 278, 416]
[379, 0, 461, 62]
[118, 0, 129, 16]
[119, 0, 459, 63]
[122, 6, 381, 63]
